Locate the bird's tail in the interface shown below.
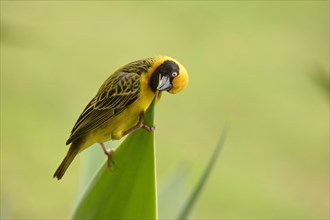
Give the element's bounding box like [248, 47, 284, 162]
[53, 143, 80, 180]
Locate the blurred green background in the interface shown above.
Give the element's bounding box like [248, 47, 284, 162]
[1, 1, 329, 219]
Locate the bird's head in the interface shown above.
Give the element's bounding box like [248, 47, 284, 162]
[150, 56, 189, 94]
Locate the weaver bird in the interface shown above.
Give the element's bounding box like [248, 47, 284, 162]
[54, 56, 188, 180]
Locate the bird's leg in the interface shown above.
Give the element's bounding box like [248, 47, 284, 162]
[100, 143, 114, 169]
[140, 112, 156, 133]
[122, 113, 155, 137]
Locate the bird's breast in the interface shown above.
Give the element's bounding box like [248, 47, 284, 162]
[88, 73, 161, 145]
[94, 92, 158, 144]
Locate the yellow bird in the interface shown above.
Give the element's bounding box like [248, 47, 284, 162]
[54, 56, 189, 180]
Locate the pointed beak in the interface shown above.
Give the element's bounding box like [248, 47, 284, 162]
[157, 75, 172, 91]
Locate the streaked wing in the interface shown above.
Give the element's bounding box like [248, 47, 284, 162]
[66, 72, 140, 145]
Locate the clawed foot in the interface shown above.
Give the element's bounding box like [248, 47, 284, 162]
[142, 124, 156, 133]
[122, 113, 156, 136]
[138, 113, 155, 133]
[100, 143, 115, 169]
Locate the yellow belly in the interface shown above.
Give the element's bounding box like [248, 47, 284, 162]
[95, 103, 144, 142]
[78, 70, 161, 152]
[80, 94, 160, 151]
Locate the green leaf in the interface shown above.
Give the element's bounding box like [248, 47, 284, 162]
[309, 66, 330, 97]
[158, 170, 186, 219]
[72, 94, 158, 219]
[177, 124, 229, 219]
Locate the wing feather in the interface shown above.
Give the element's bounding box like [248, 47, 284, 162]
[66, 72, 140, 145]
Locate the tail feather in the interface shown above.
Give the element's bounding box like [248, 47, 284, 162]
[54, 145, 80, 180]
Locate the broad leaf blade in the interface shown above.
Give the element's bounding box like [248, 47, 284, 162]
[72, 94, 158, 219]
